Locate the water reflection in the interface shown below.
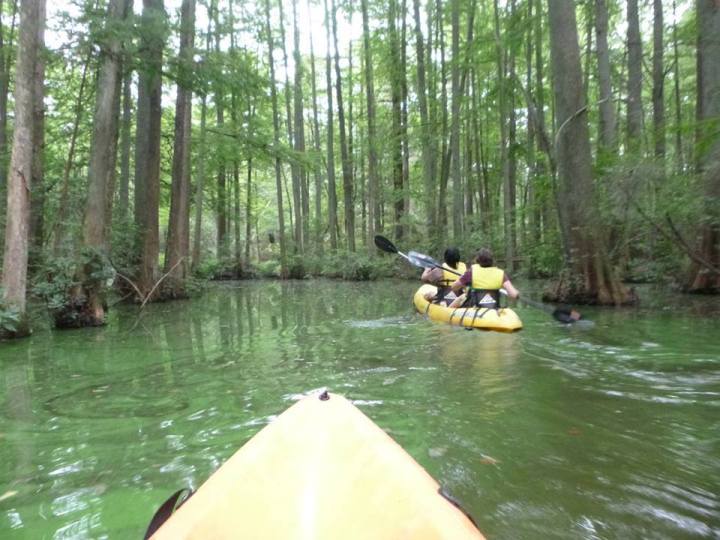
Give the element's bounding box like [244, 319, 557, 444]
[0, 280, 719, 538]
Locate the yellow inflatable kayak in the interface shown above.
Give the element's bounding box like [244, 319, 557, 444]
[414, 284, 523, 332]
[148, 392, 484, 539]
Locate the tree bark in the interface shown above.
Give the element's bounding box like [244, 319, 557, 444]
[0, 0, 18, 193]
[595, 0, 616, 152]
[164, 0, 194, 296]
[671, 0, 683, 172]
[212, 1, 227, 260]
[686, 0, 720, 293]
[292, 0, 308, 253]
[264, 0, 287, 275]
[323, 0, 338, 250]
[389, 0, 405, 240]
[117, 70, 132, 224]
[28, 0, 45, 269]
[1, 0, 43, 336]
[450, 0, 462, 241]
[331, 0, 354, 251]
[547, 0, 635, 305]
[307, 6, 323, 253]
[134, 0, 165, 298]
[626, 0, 643, 153]
[361, 0, 380, 251]
[413, 0, 434, 235]
[652, 0, 665, 162]
[192, 9, 211, 271]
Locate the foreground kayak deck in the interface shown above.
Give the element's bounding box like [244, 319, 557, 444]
[414, 284, 523, 332]
[150, 392, 484, 539]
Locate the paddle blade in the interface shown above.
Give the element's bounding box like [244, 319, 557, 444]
[407, 251, 443, 271]
[374, 235, 398, 254]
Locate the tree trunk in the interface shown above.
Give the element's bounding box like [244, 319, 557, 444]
[547, 0, 635, 305]
[292, 0, 309, 253]
[307, 9, 323, 253]
[1, 0, 43, 337]
[276, 0, 301, 254]
[595, 0, 616, 152]
[686, 0, 720, 293]
[244, 158, 252, 264]
[117, 70, 132, 224]
[652, 0, 665, 161]
[626, 0, 643, 153]
[59, 0, 128, 327]
[0, 0, 18, 194]
[413, 0, 434, 235]
[400, 0, 410, 239]
[450, 0, 462, 241]
[436, 0, 448, 239]
[192, 10, 211, 271]
[164, 0, 194, 297]
[331, 0, 354, 251]
[389, 0, 404, 240]
[671, 0, 683, 172]
[28, 0, 45, 270]
[323, 0, 338, 250]
[134, 0, 165, 298]
[264, 0, 287, 275]
[213, 1, 227, 260]
[361, 0, 380, 251]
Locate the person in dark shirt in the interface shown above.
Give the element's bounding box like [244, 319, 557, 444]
[448, 248, 519, 308]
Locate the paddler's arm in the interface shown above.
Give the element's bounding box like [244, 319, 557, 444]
[451, 269, 471, 294]
[421, 267, 442, 283]
[502, 278, 519, 299]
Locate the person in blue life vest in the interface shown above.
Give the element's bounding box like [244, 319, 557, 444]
[421, 247, 467, 306]
[447, 248, 519, 309]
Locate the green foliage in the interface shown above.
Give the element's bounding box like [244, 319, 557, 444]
[32, 248, 114, 315]
[0, 290, 21, 334]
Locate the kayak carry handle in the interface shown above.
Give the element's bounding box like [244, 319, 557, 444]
[319, 390, 330, 401]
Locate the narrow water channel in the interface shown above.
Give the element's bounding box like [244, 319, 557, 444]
[1, 279, 718, 538]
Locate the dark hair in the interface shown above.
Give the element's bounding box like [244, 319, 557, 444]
[475, 248, 494, 267]
[444, 247, 461, 268]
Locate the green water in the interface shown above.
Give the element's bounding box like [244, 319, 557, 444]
[1, 279, 719, 539]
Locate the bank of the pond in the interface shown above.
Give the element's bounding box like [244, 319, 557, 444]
[1, 280, 719, 539]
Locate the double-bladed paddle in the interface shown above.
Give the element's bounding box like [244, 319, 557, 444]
[374, 234, 585, 324]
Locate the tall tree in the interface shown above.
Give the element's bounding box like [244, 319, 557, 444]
[64, 0, 128, 327]
[323, 0, 338, 249]
[292, 0, 308, 252]
[1, 0, 44, 337]
[117, 71, 132, 223]
[671, 0, 683, 171]
[595, 0, 616, 152]
[307, 0, 323, 252]
[134, 0, 166, 298]
[450, 0, 462, 240]
[389, 0, 405, 240]
[0, 0, 18, 193]
[213, 0, 227, 259]
[264, 0, 287, 275]
[546, 0, 634, 305]
[192, 8, 212, 271]
[626, 0, 643, 152]
[413, 0, 434, 235]
[652, 0, 665, 161]
[28, 0, 45, 268]
[164, 0, 195, 296]
[686, 0, 720, 292]
[331, 0, 355, 251]
[361, 0, 379, 249]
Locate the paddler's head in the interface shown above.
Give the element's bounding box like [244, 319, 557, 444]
[475, 248, 494, 267]
[443, 247, 461, 268]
